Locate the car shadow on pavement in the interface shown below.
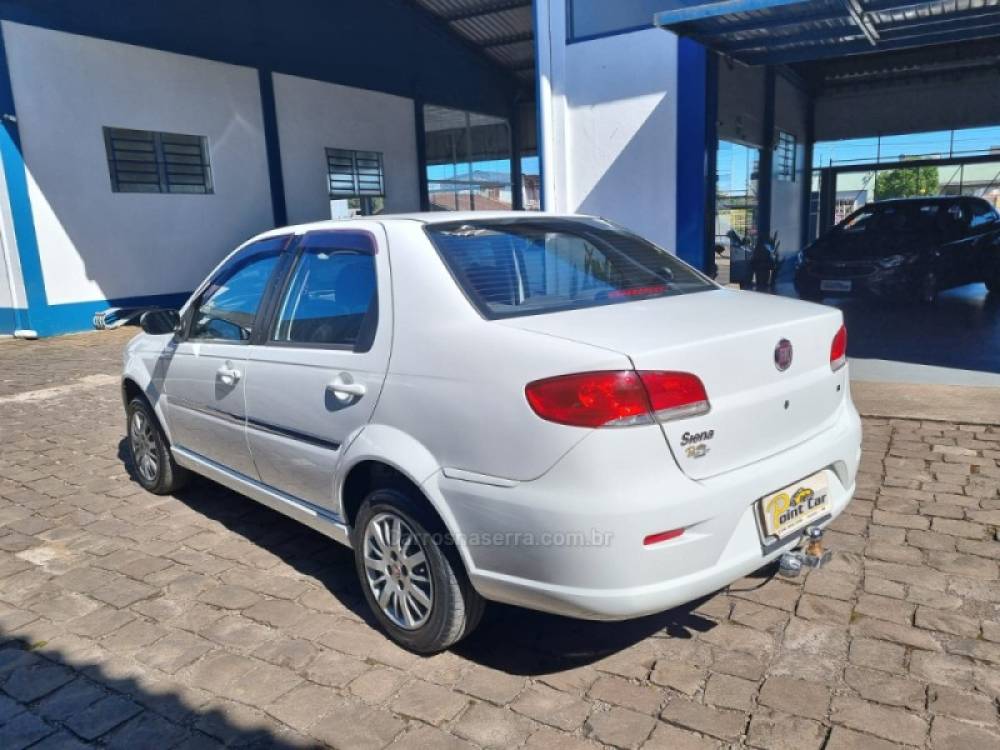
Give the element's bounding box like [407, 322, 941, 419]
[454, 600, 718, 676]
[0, 635, 311, 748]
[117, 440, 722, 675]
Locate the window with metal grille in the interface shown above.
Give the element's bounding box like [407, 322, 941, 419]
[104, 127, 213, 194]
[776, 131, 797, 182]
[327, 148, 385, 199]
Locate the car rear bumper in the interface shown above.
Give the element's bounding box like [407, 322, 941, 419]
[425, 392, 862, 620]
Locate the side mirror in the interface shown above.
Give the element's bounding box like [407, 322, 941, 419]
[140, 309, 180, 335]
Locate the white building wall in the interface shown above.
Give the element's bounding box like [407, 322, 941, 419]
[3, 22, 273, 306]
[272, 73, 420, 225]
[771, 75, 810, 254]
[537, 1, 679, 252]
[717, 63, 766, 147]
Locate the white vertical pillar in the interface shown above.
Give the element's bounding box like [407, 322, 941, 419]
[534, 0, 568, 212]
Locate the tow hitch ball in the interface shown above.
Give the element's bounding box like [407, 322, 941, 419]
[778, 526, 832, 578]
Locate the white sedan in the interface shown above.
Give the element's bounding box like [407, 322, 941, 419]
[122, 212, 861, 652]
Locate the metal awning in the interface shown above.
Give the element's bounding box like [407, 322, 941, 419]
[654, 0, 1000, 65]
[411, 0, 534, 81]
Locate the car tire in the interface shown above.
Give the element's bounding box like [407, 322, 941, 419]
[987, 274, 1000, 294]
[126, 396, 190, 495]
[353, 488, 484, 653]
[918, 273, 938, 304]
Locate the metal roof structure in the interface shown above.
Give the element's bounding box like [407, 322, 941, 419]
[410, 0, 535, 81]
[654, 0, 1000, 66]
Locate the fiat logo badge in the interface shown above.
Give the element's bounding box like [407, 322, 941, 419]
[774, 339, 793, 371]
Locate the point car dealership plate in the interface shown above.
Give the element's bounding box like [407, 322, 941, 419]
[757, 471, 830, 541]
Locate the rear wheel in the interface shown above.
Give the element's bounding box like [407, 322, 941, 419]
[353, 488, 484, 653]
[126, 397, 189, 494]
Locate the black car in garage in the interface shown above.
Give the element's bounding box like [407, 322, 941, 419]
[795, 196, 1000, 303]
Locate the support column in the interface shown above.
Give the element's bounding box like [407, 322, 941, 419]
[510, 98, 523, 211]
[414, 98, 429, 211]
[819, 167, 836, 236]
[757, 66, 776, 244]
[703, 52, 719, 273]
[257, 69, 287, 227]
[676, 38, 717, 272]
[800, 92, 815, 250]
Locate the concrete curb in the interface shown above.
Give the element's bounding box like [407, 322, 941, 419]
[852, 380, 1000, 426]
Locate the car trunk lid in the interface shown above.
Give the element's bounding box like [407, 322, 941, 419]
[500, 289, 847, 480]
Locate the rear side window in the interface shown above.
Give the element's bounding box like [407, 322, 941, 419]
[425, 218, 713, 319]
[272, 232, 378, 350]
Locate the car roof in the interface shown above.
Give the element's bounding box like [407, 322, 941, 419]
[249, 211, 593, 242]
[870, 195, 984, 206]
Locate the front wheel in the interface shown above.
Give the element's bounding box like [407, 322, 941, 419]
[126, 397, 189, 494]
[987, 273, 1000, 294]
[353, 488, 484, 653]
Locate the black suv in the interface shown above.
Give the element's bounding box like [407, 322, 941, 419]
[795, 196, 1000, 303]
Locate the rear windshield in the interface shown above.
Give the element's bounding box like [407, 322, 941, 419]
[425, 218, 714, 319]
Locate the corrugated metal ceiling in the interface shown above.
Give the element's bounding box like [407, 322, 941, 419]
[655, 0, 1000, 66]
[411, 0, 534, 80]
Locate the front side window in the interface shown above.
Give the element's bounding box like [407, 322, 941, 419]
[188, 238, 286, 342]
[426, 218, 713, 319]
[273, 233, 378, 349]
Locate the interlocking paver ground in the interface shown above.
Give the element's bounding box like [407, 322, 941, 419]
[0, 329, 998, 748]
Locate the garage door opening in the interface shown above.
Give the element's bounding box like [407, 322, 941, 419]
[656, 2, 1000, 384]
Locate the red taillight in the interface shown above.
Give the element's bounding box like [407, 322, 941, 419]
[643, 528, 684, 546]
[638, 371, 711, 421]
[830, 324, 847, 372]
[525, 371, 710, 428]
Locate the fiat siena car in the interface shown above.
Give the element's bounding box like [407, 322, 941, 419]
[122, 213, 861, 652]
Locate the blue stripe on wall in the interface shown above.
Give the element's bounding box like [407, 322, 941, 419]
[0, 305, 15, 333]
[0, 23, 42, 332]
[36, 291, 192, 338]
[675, 38, 708, 271]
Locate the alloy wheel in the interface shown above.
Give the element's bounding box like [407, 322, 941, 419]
[129, 409, 159, 483]
[362, 511, 433, 630]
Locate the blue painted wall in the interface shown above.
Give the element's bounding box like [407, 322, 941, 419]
[675, 38, 709, 271]
[0, 0, 522, 336]
[0, 1, 520, 116]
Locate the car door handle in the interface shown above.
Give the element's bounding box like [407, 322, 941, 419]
[217, 365, 242, 386]
[327, 377, 366, 401]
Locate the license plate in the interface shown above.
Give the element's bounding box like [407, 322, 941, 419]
[757, 471, 830, 541]
[820, 279, 852, 292]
